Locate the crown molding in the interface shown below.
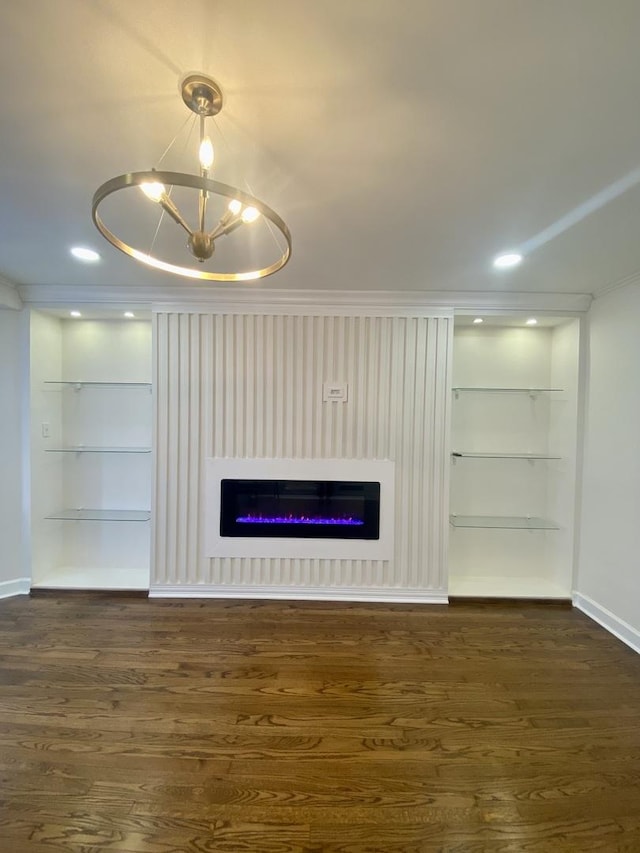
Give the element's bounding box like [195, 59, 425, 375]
[17, 283, 592, 316]
[0, 275, 22, 310]
[592, 269, 640, 300]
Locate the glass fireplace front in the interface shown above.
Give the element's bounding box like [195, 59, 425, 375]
[220, 479, 380, 540]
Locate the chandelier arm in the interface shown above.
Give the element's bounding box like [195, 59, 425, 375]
[209, 207, 236, 239]
[210, 217, 244, 241]
[159, 195, 192, 236]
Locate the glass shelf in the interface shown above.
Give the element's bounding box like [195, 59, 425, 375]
[451, 452, 561, 460]
[450, 515, 559, 530]
[45, 446, 151, 454]
[46, 509, 151, 522]
[452, 387, 564, 394]
[44, 381, 151, 388]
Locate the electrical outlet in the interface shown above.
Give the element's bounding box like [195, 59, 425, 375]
[41, 422, 50, 438]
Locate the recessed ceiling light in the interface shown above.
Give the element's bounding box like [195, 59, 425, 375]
[70, 311, 82, 318]
[493, 252, 523, 269]
[526, 318, 538, 326]
[473, 318, 484, 324]
[124, 311, 135, 318]
[70, 246, 100, 262]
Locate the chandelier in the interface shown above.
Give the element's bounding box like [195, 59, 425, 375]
[92, 74, 292, 281]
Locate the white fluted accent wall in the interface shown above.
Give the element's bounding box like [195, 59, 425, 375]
[152, 311, 452, 600]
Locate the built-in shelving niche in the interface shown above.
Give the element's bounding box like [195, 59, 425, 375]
[448, 319, 580, 600]
[30, 312, 153, 591]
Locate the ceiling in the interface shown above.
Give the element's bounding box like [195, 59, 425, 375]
[2, 0, 640, 299]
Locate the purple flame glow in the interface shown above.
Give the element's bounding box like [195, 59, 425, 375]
[236, 514, 364, 526]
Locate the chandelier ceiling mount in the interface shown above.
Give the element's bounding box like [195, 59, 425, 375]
[180, 74, 223, 117]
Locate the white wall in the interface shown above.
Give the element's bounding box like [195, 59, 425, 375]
[0, 308, 29, 595]
[152, 311, 452, 601]
[577, 285, 640, 651]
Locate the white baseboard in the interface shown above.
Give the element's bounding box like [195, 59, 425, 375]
[149, 584, 448, 605]
[573, 592, 640, 655]
[0, 578, 30, 599]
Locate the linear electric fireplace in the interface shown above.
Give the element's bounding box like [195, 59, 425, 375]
[220, 479, 381, 540]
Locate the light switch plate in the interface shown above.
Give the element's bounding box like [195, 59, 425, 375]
[323, 382, 348, 402]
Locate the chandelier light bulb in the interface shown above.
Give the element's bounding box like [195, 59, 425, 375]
[140, 181, 166, 202]
[241, 206, 260, 224]
[199, 137, 214, 170]
[228, 199, 242, 215]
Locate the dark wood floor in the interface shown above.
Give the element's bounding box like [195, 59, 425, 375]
[0, 594, 639, 852]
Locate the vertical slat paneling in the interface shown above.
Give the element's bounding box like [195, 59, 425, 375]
[274, 315, 284, 459]
[410, 318, 428, 588]
[152, 314, 167, 584]
[345, 316, 357, 459]
[263, 315, 274, 458]
[294, 316, 304, 458]
[435, 317, 454, 589]
[184, 314, 199, 584]
[253, 315, 263, 460]
[165, 314, 181, 584]
[197, 315, 213, 584]
[312, 317, 324, 459]
[390, 318, 406, 586]
[153, 311, 452, 595]
[176, 314, 190, 582]
[283, 316, 295, 456]
[213, 315, 225, 458]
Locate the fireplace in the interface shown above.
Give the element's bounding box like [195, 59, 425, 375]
[205, 458, 394, 560]
[220, 479, 380, 539]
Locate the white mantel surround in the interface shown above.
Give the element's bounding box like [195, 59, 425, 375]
[205, 458, 394, 561]
[151, 309, 452, 602]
